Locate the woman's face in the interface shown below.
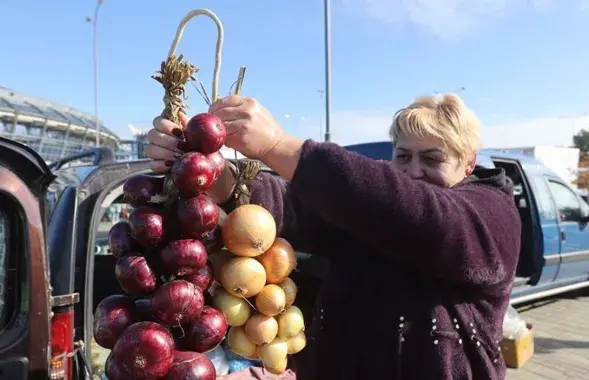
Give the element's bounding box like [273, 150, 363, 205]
[392, 134, 475, 187]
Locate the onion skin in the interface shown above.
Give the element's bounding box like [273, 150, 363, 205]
[172, 152, 216, 196]
[266, 356, 288, 375]
[134, 298, 156, 322]
[277, 306, 305, 340]
[222, 204, 277, 257]
[177, 195, 219, 238]
[258, 238, 297, 284]
[206, 151, 225, 180]
[255, 284, 286, 317]
[150, 280, 204, 326]
[160, 239, 208, 277]
[184, 113, 227, 154]
[123, 174, 164, 207]
[185, 306, 228, 353]
[257, 338, 288, 373]
[113, 321, 175, 379]
[278, 277, 298, 308]
[93, 295, 137, 349]
[115, 255, 157, 296]
[105, 352, 129, 380]
[220, 257, 267, 298]
[129, 207, 165, 248]
[244, 314, 279, 345]
[108, 221, 137, 258]
[163, 351, 217, 380]
[287, 331, 306, 354]
[182, 263, 214, 292]
[227, 326, 258, 359]
[212, 288, 251, 327]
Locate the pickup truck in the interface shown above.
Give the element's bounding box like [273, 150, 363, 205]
[1, 136, 588, 379]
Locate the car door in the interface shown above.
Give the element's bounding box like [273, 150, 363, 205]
[0, 137, 54, 379]
[547, 177, 589, 282]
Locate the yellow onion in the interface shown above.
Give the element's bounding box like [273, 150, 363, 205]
[265, 356, 288, 375]
[278, 277, 298, 308]
[227, 326, 258, 359]
[257, 238, 297, 284]
[277, 305, 305, 340]
[220, 257, 266, 298]
[212, 288, 251, 327]
[244, 314, 278, 345]
[287, 331, 306, 354]
[255, 284, 286, 317]
[257, 338, 288, 372]
[209, 249, 235, 281]
[222, 205, 276, 257]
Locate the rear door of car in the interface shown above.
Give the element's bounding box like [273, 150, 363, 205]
[0, 137, 54, 379]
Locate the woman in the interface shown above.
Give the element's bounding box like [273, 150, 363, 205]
[146, 93, 521, 380]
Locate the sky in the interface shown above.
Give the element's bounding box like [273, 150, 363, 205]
[1, 0, 589, 148]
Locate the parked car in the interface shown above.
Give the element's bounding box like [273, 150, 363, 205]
[344, 141, 589, 304]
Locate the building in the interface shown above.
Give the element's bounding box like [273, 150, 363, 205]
[0, 86, 120, 163]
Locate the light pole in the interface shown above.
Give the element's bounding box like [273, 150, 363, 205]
[317, 90, 324, 140]
[87, 0, 103, 147]
[323, 0, 332, 142]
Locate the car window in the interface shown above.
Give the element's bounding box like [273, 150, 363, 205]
[0, 212, 5, 321]
[530, 176, 557, 222]
[548, 180, 582, 222]
[96, 195, 132, 256]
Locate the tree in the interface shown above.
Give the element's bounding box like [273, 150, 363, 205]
[573, 130, 589, 189]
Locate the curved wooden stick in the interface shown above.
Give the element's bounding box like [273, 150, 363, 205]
[168, 8, 224, 103]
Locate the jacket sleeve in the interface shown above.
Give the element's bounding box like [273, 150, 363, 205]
[289, 140, 521, 294]
[244, 171, 331, 255]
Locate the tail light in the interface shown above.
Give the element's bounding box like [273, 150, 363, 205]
[50, 310, 74, 380]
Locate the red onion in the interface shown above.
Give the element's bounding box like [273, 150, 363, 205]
[108, 222, 138, 258]
[129, 207, 165, 248]
[172, 152, 216, 196]
[177, 195, 219, 238]
[202, 224, 224, 252]
[182, 263, 214, 292]
[123, 174, 164, 207]
[160, 239, 208, 277]
[184, 113, 227, 154]
[115, 255, 157, 296]
[150, 280, 205, 326]
[105, 352, 130, 380]
[134, 298, 156, 322]
[93, 295, 137, 349]
[206, 151, 225, 180]
[185, 306, 228, 353]
[113, 321, 175, 379]
[163, 351, 216, 380]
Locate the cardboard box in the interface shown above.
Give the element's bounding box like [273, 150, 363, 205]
[500, 323, 534, 368]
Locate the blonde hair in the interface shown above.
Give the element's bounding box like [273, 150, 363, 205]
[389, 93, 481, 163]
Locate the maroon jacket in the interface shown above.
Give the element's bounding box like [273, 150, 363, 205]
[241, 140, 520, 380]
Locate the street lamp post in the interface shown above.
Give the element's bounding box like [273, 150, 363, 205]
[317, 90, 325, 140]
[323, 0, 332, 142]
[87, 0, 103, 147]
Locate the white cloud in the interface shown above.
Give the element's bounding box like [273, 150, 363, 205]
[341, 0, 568, 38]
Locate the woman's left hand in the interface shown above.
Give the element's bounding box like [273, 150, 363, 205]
[209, 95, 286, 160]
